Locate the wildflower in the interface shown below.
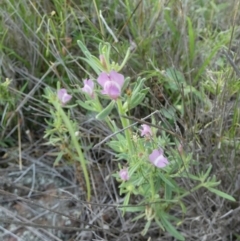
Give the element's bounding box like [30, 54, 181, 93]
[119, 168, 129, 181]
[97, 70, 124, 100]
[82, 79, 94, 98]
[140, 124, 152, 137]
[149, 149, 169, 168]
[57, 88, 72, 105]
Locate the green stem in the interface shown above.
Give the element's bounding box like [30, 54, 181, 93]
[149, 172, 155, 199]
[117, 99, 134, 155]
[55, 103, 91, 201]
[93, 0, 104, 37]
[118, 47, 131, 71]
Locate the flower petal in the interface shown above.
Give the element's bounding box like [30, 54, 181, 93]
[149, 149, 169, 168]
[84, 79, 94, 89]
[57, 88, 72, 105]
[109, 71, 124, 88]
[97, 71, 125, 99]
[119, 168, 129, 181]
[82, 79, 94, 98]
[141, 124, 152, 137]
[97, 72, 110, 87]
[62, 93, 72, 104]
[57, 89, 67, 99]
[153, 155, 169, 168]
[102, 81, 121, 100]
[149, 149, 163, 160]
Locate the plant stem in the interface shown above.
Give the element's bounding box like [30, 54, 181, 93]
[117, 99, 134, 155]
[55, 103, 91, 201]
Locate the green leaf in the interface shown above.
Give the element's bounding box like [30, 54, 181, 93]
[131, 212, 146, 222]
[128, 93, 145, 109]
[122, 206, 145, 213]
[179, 200, 187, 215]
[165, 184, 173, 200]
[165, 68, 185, 84]
[77, 100, 95, 111]
[79, 57, 102, 75]
[96, 100, 115, 120]
[124, 88, 149, 111]
[122, 192, 131, 215]
[77, 40, 91, 57]
[131, 77, 146, 96]
[160, 212, 185, 241]
[207, 187, 236, 202]
[202, 165, 212, 182]
[158, 172, 175, 189]
[160, 106, 176, 120]
[122, 76, 131, 93]
[141, 220, 152, 236]
[77, 40, 103, 74]
[108, 140, 124, 152]
[54, 152, 64, 166]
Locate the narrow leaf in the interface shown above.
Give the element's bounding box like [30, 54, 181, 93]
[96, 100, 115, 120]
[77, 100, 95, 111]
[208, 187, 236, 201]
[159, 172, 175, 189]
[161, 213, 185, 241]
[141, 220, 152, 236]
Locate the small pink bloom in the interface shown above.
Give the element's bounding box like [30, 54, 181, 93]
[119, 168, 129, 181]
[141, 124, 152, 137]
[149, 149, 169, 168]
[82, 79, 94, 98]
[57, 89, 72, 105]
[97, 70, 124, 100]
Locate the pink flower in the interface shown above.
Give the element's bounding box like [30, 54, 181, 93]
[119, 168, 129, 181]
[97, 70, 124, 100]
[57, 89, 72, 105]
[82, 79, 94, 98]
[140, 124, 152, 137]
[149, 149, 169, 168]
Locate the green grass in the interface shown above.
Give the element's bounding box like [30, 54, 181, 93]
[1, 0, 240, 240]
